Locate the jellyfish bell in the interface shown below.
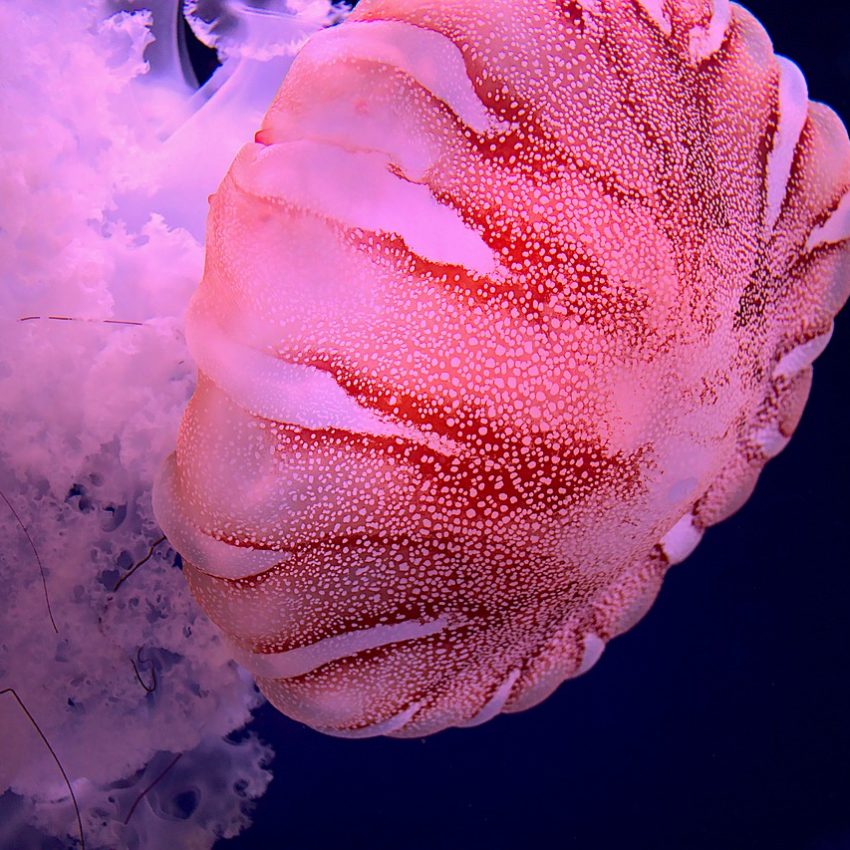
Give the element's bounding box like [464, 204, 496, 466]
[154, 0, 850, 738]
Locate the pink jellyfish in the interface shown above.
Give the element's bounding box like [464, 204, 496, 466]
[154, 0, 850, 737]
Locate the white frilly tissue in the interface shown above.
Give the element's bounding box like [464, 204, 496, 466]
[0, 1, 343, 847]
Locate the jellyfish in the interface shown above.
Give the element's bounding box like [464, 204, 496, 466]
[153, 0, 850, 739]
[0, 1, 346, 848]
[1, 0, 848, 848]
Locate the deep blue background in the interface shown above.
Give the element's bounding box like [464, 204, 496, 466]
[220, 3, 850, 849]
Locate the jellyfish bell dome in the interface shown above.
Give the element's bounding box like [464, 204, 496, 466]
[153, 0, 850, 738]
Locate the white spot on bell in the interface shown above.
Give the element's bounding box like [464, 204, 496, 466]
[660, 513, 703, 565]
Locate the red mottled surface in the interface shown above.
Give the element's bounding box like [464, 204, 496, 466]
[154, 0, 850, 736]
